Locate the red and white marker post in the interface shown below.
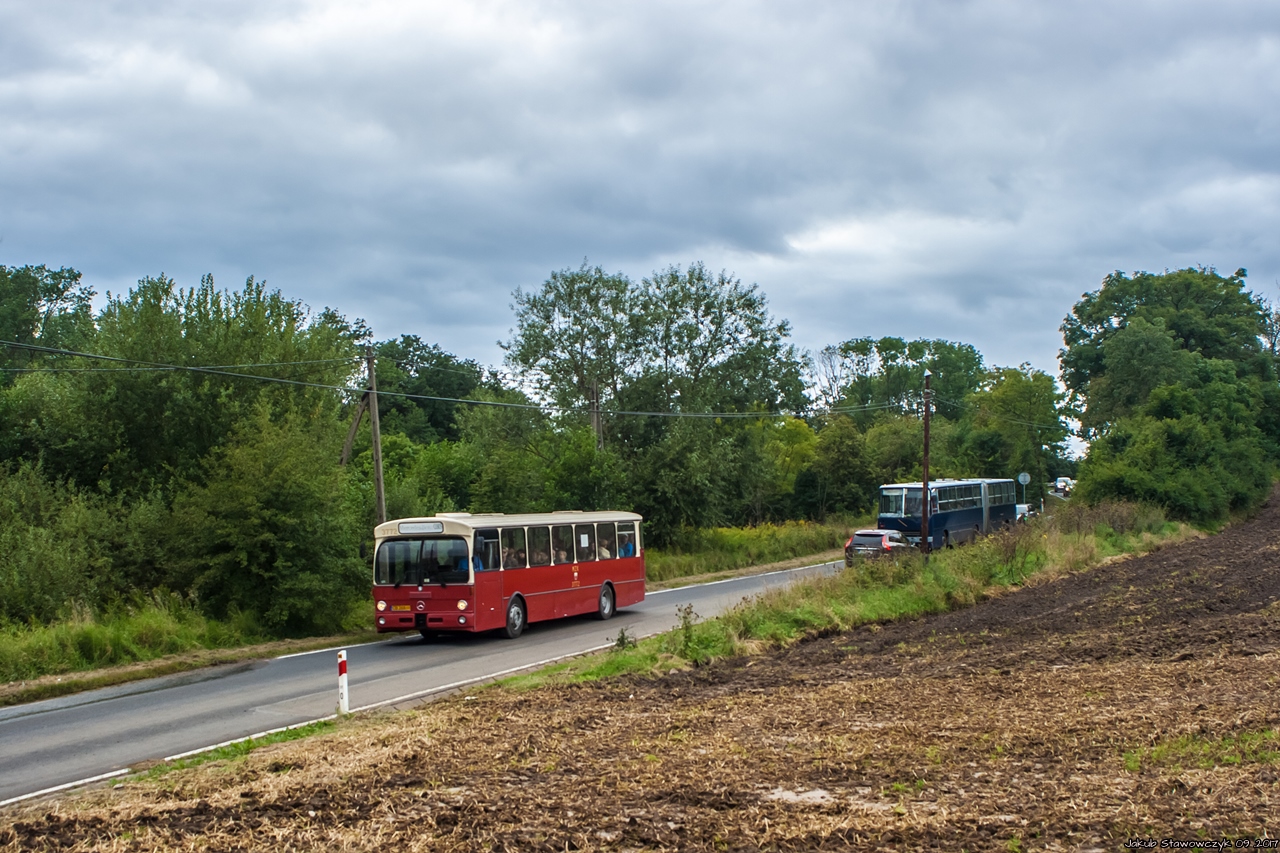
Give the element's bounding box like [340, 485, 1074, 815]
[337, 650, 349, 715]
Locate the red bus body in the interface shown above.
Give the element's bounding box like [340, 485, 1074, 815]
[371, 511, 645, 636]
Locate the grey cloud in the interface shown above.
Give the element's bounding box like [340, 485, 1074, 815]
[1, 0, 1277, 377]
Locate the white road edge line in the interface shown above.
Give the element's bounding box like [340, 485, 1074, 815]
[5, 558, 843, 806]
[273, 638, 394, 661]
[0, 768, 131, 808]
[165, 718, 339, 761]
[158, 642, 618, 767]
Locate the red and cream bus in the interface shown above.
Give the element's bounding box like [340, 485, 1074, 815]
[372, 511, 645, 639]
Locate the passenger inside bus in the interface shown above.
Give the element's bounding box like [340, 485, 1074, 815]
[618, 533, 634, 557]
[598, 524, 616, 559]
[551, 525, 574, 564]
[528, 526, 552, 566]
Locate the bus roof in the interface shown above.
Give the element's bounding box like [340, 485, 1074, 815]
[375, 510, 642, 540]
[879, 478, 1014, 489]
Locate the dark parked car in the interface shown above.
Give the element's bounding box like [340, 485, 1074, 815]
[845, 529, 911, 565]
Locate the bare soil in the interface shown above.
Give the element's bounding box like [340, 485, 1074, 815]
[4, 501, 1280, 851]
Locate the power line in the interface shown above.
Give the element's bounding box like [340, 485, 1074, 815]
[0, 340, 1078, 427]
[0, 356, 360, 373]
[0, 339, 851, 420]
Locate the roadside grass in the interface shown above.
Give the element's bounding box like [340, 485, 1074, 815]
[129, 720, 339, 785]
[498, 506, 1198, 691]
[0, 593, 377, 707]
[1123, 729, 1280, 773]
[645, 517, 870, 583]
[0, 592, 265, 685]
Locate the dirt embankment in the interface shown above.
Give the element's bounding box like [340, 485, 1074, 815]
[4, 500, 1280, 851]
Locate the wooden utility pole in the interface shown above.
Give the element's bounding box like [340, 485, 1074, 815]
[921, 369, 932, 559]
[366, 347, 387, 525]
[340, 393, 369, 467]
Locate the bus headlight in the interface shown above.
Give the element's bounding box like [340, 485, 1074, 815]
[456, 599, 468, 611]
[376, 600, 387, 612]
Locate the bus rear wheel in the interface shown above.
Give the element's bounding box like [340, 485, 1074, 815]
[597, 584, 616, 620]
[503, 597, 526, 639]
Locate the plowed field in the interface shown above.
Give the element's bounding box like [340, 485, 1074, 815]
[5, 499, 1280, 851]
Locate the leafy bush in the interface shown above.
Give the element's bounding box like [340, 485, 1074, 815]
[0, 463, 174, 624]
[169, 405, 366, 636]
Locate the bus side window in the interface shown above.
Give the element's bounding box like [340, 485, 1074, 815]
[597, 522, 616, 559]
[616, 522, 636, 557]
[527, 526, 552, 566]
[552, 525, 574, 564]
[574, 524, 597, 562]
[474, 529, 500, 571]
[501, 528, 527, 568]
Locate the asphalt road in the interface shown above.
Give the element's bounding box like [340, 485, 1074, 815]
[0, 560, 841, 805]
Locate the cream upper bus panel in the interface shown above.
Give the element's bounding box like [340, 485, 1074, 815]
[372, 517, 481, 542]
[374, 511, 642, 542]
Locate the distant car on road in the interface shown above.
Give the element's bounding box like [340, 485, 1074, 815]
[845, 529, 912, 565]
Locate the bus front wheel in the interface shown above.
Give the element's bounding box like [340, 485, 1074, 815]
[597, 584, 616, 620]
[503, 597, 526, 639]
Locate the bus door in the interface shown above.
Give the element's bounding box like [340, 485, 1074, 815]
[549, 524, 577, 618]
[472, 529, 504, 631]
[521, 525, 555, 621]
[570, 522, 600, 614]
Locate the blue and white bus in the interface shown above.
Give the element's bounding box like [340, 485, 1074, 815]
[877, 478, 1018, 549]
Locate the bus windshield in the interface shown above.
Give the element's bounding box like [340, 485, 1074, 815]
[375, 537, 471, 586]
[879, 488, 923, 517]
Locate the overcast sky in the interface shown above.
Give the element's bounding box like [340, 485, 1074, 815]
[2, 0, 1277, 379]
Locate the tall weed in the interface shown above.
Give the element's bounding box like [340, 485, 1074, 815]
[0, 592, 264, 683]
[646, 516, 869, 582]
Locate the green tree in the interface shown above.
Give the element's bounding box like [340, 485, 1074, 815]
[1, 274, 363, 495]
[1060, 266, 1265, 435]
[958, 365, 1069, 501]
[818, 337, 985, 426]
[741, 417, 818, 523]
[0, 265, 95, 381]
[633, 263, 807, 414]
[170, 404, 364, 634]
[795, 414, 871, 519]
[374, 335, 484, 444]
[1063, 267, 1277, 521]
[504, 261, 639, 412]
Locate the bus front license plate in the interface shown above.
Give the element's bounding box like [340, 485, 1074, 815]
[391, 605, 411, 612]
